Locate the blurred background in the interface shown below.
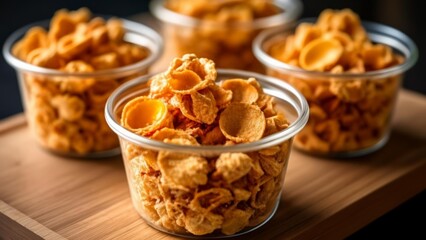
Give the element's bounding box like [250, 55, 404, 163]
[0, 0, 424, 238]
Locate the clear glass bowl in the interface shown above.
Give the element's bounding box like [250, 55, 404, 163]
[150, 0, 302, 73]
[253, 18, 418, 157]
[105, 69, 309, 238]
[3, 17, 163, 158]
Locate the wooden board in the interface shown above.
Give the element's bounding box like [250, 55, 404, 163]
[1, 88, 425, 239]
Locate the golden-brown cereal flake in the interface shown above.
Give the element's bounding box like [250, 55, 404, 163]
[121, 96, 171, 136]
[221, 78, 259, 104]
[299, 38, 344, 71]
[51, 95, 85, 121]
[158, 139, 209, 188]
[219, 102, 265, 143]
[215, 152, 253, 183]
[151, 128, 198, 145]
[166, 53, 217, 83]
[12, 27, 49, 61]
[222, 208, 254, 235]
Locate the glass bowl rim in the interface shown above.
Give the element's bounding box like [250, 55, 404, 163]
[150, 0, 303, 29]
[105, 68, 309, 155]
[252, 17, 419, 79]
[2, 16, 163, 78]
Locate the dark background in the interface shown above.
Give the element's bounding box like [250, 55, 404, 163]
[0, 0, 424, 238]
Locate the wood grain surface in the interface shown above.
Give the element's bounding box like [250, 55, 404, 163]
[1, 89, 425, 240]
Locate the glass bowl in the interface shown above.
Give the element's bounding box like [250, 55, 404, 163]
[105, 69, 309, 238]
[3, 16, 163, 158]
[253, 17, 418, 157]
[150, 0, 302, 73]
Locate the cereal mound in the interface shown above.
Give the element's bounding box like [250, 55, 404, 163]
[268, 9, 404, 154]
[120, 54, 291, 235]
[12, 7, 150, 154]
[162, 0, 282, 71]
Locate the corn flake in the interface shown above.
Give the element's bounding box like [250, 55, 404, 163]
[219, 102, 265, 143]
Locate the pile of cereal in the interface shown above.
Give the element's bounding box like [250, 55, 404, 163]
[120, 54, 291, 235]
[12, 8, 150, 154]
[267, 9, 404, 153]
[162, 0, 282, 71]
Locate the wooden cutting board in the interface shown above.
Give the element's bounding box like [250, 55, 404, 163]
[1, 88, 425, 239]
